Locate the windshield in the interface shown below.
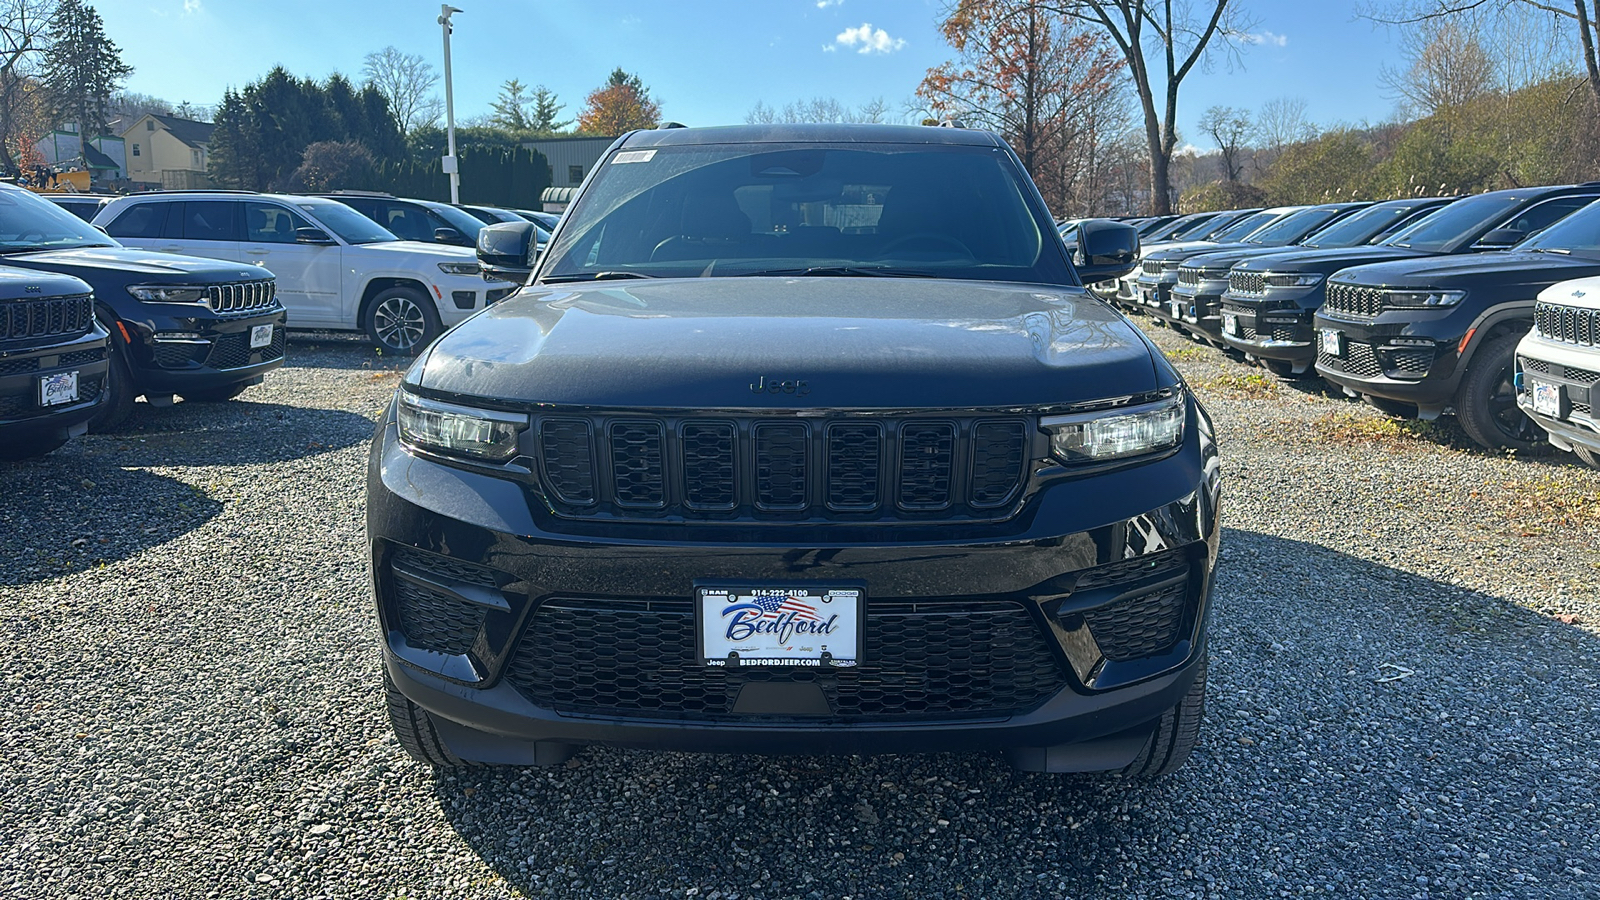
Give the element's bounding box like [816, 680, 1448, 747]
[539, 142, 1071, 284]
[1162, 214, 1217, 241]
[1245, 206, 1346, 245]
[1383, 193, 1521, 252]
[425, 202, 489, 238]
[0, 187, 118, 252]
[1516, 199, 1600, 257]
[1301, 202, 1423, 249]
[1211, 210, 1282, 243]
[297, 199, 396, 244]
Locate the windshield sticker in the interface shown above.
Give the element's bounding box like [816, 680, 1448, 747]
[611, 149, 657, 164]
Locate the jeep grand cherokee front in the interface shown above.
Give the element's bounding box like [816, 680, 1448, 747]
[367, 125, 1221, 777]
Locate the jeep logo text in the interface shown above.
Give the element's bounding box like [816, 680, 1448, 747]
[749, 375, 810, 396]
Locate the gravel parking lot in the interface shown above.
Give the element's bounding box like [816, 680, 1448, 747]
[3, 325, 1598, 900]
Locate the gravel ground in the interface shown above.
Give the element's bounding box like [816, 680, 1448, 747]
[2, 324, 1598, 900]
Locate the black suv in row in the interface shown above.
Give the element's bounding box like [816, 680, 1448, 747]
[0, 266, 108, 459]
[369, 125, 1221, 777]
[0, 184, 286, 429]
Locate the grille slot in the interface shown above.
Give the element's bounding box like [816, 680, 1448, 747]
[0, 293, 94, 343]
[969, 421, 1026, 508]
[898, 423, 956, 510]
[826, 423, 881, 511]
[539, 418, 597, 505]
[504, 598, 1066, 722]
[609, 421, 666, 509]
[205, 280, 277, 315]
[755, 422, 809, 510]
[1325, 283, 1384, 318]
[1230, 271, 1265, 295]
[1141, 259, 1163, 276]
[1535, 301, 1599, 346]
[682, 422, 737, 510]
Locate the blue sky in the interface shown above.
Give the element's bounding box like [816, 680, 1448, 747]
[101, 1, 1415, 149]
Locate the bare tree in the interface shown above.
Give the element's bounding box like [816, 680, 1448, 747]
[1045, 0, 1255, 214]
[1378, 18, 1495, 114]
[1198, 104, 1251, 180]
[1255, 96, 1313, 159]
[1362, 0, 1600, 110]
[361, 45, 440, 134]
[0, 0, 54, 173]
[744, 96, 896, 124]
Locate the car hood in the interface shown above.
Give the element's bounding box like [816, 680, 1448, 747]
[2, 246, 271, 281]
[1182, 244, 1330, 272]
[0, 264, 92, 297]
[1328, 250, 1600, 291]
[356, 240, 476, 261]
[414, 277, 1165, 409]
[1230, 245, 1432, 276]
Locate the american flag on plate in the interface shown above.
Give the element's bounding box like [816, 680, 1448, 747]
[752, 594, 821, 622]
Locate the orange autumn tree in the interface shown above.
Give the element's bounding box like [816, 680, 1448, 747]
[576, 68, 662, 135]
[919, 0, 1129, 214]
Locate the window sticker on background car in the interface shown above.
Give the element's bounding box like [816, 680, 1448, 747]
[612, 150, 657, 164]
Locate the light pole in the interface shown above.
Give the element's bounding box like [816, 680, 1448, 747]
[439, 4, 462, 204]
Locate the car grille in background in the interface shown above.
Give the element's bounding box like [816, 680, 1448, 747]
[504, 598, 1067, 722]
[1535, 301, 1600, 346]
[1521, 356, 1600, 385]
[1324, 283, 1384, 318]
[1319, 340, 1383, 378]
[1229, 271, 1265, 295]
[1141, 259, 1163, 276]
[1177, 268, 1200, 286]
[206, 281, 277, 315]
[534, 414, 1032, 522]
[0, 293, 94, 343]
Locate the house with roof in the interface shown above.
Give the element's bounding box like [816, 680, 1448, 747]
[32, 127, 126, 184]
[121, 113, 216, 189]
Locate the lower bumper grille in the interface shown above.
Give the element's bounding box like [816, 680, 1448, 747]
[205, 327, 287, 370]
[1319, 340, 1382, 378]
[0, 373, 103, 421]
[504, 598, 1067, 722]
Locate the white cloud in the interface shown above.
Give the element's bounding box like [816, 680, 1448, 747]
[1237, 30, 1287, 47]
[816, 0, 843, 7]
[182, 0, 202, 13]
[833, 22, 904, 54]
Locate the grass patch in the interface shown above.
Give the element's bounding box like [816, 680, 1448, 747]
[1311, 410, 1455, 448]
[1163, 345, 1206, 361]
[1189, 371, 1279, 399]
[1487, 475, 1600, 534]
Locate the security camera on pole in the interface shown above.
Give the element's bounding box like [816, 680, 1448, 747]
[438, 4, 463, 204]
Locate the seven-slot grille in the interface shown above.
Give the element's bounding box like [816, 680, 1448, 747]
[205, 280, 277, 315]
[1229, 271, 1266, 295]
[0, 293, 93, 343]
[1177, 267, 1200, 286]
[1324, 283, 1385, 318]
[534, 414, 1031, 521]
[1535, 301, 1600, 347]
[1140, 259, 1163, 276]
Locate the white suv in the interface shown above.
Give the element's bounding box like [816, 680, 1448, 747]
[94, 192, 515, 353]
[1516, 274, 1600, 467]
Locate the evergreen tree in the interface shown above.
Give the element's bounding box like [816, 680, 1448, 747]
[490, 78, 531, 130]
[528, 85, 571, 134]
[41, 0, 132, 136]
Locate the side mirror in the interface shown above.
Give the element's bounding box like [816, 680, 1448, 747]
[433, 226, 469, 245]
[1075, 219, 1140, 283]
[477, 221, 537, 282]
[1476, 227, 1524, 249]
[295, 227, 335, 245]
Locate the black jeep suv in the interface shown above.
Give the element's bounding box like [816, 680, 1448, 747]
[0, 183, 286, 430]
[0, 266, 108, 460]
[368, 125, 1222, 777]
[1316, 195, 1600, 451]
[1223, 185, 1600, 379]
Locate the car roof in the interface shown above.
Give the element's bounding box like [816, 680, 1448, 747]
[620, 123, 1005, 149]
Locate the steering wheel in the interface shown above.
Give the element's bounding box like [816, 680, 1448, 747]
[13, 230, 49, 243]
[876, 232, 974, 258]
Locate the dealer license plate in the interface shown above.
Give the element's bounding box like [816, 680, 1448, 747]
[1320, 329, 1344, 357]
[697, 585, 863, 667]
[38, 370, 78, 406]
[1170, 299, 1184, 319]
[249, 324, 273, 349]
[1223, 312, 1239, 336]
[1140, 288, 1155, 306]
[1531, 382, 1562, 417]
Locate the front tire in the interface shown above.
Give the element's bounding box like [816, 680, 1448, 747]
[1456, 333, 1545, 452]
[1574, 445, 1600, 469]
[363, 286, 441, 355]
[384, 670, 479, 768]
[1120, 656, 1206, 779]
[88, 339, 136, 433]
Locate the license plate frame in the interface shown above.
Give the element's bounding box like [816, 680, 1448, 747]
[249, 324, 273, 349]
[1223, 312, 1239, 336]
[695, 584, 864, 668]
[1320, 329, 1344, 357]
[38, 370, 79, 407]
[1531, 381, 1563, 418]
[1170, 299, 1185, 319]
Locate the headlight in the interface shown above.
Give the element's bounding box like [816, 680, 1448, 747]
[1384, 289, 1466, 307]
[396, 390, 528, 462]
[127, 284, 206, 304]
[437, 262, 481, 276]
[1041, 392, 1186, 463]
[1263, 273, 1323, 288]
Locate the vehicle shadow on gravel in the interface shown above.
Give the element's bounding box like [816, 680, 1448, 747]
[0, 457, 222, 586]
[423, 527, 1600, 898]
[93, 400, 377, 467]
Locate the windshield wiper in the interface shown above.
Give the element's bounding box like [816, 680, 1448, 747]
[742, 265, 939, 278]
[540, 271, 656, 283]
[1528, 247, 1571, 255]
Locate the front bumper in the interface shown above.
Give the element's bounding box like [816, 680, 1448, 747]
[1134, 274, 1176, 313]
[367, 406, 1221, 765]
[1312, 308, 1467, 409]
[1218, 297, 1317, 367]
[1168, 282, 1227, 340]
[0, 323, 110, 442]
[1515, 339, 1600, 454]
[118, 305, 289, 394]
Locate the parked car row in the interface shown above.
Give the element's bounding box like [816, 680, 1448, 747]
[1094, 182, 1600, 461]
[4, 186, 557, 461]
